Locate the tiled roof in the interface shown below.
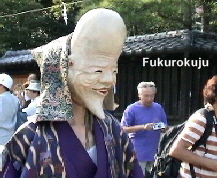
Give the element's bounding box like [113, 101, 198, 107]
[122, 29, 217, 56]
[0, 50, 34, 65]
[1, 29, 217, 66]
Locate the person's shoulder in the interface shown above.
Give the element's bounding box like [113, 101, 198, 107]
[104, 112, 129, 137]
[152, 102, 164, 108]
[34, 96, 40, 103]
[12, 94, 20, 103]
[184, 110, 207, 130]
[12, 118, 38, 140]
[0, 92, 17, 103]
[6, 120, 37, 145]
[17, 117, 37, 131]
[189, 109, 207, 123]
[0, 92, 7, 99]
[5, 120, 38, 166]
[0, 94, 5, 103]
[104, 111, 120, 125]
[125, 101, 140, 110]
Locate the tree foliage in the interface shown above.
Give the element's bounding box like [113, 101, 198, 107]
[0, 0, 79, 56]
[1, 0, 217, 56]
[79, 0, 217, 35]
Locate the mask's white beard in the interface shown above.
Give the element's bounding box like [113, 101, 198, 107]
[85, 98, 105, 119]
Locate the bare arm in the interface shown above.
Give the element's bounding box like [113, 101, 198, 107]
[169, 138, 217, 171]
[122, 123, 154, 133]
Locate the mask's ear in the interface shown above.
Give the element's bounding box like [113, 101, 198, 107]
[103, 86, 115, 111]
[68, 60, 73, 67]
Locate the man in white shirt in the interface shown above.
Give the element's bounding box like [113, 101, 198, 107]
[0, 74, 19, 145]
[22, 81, 40, 118]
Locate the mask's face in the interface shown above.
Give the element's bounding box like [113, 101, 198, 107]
[66, 9, 126, 119]
[67, 54, 118, 119]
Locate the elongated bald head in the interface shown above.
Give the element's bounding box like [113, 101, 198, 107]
[70, 8, 127, 60]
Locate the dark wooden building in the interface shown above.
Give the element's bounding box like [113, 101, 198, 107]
[1, 29, 217, 125]
[116, 29, 217, 124]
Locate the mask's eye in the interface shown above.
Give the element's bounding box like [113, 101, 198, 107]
[95, 70, 102, 73]
[114, 67, 118, 74]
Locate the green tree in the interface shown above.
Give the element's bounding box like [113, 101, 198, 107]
[196, 0, 217, 32]
[156, 0, 217, 32]
[1, 0, 217, 56]
[79, 0, 217, 35]
[79, 0, 163, 35]
[0, 0, 79, 56]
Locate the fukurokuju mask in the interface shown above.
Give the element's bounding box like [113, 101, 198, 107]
[32, 8, 127, 121]
[67, 8, 127, 119]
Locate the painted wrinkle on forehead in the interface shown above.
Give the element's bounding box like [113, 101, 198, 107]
[83, 52, 118, 64]
[69, 46, 118, 67]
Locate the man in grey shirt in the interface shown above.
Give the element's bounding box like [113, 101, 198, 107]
[0, 74, 19, 145]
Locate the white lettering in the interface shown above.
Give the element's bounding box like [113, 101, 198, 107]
[150, 59, 156, 67]
[157, 58, 163, 66]
[197, 59, 201, 69]
[191, 60, 198, 67]
[143, 57, 149, 66]
[184, 58, 190, 67]
[171, 60, 176, 67]
[142, 57, 208, 68]
[176, 60, 183, 67]
[202, 59, 209, 67]
[164, 60, 171, 67]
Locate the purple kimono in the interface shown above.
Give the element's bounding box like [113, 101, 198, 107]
[2, 113, 143, 178]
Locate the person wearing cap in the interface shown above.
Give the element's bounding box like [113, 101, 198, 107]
[3, 8, 143, 178]
[22, 80, 40, 118]
[0, 74, 19, 145]
[15, 73, 40, 109]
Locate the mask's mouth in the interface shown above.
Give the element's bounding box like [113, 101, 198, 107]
[92, 88, 109, 96]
